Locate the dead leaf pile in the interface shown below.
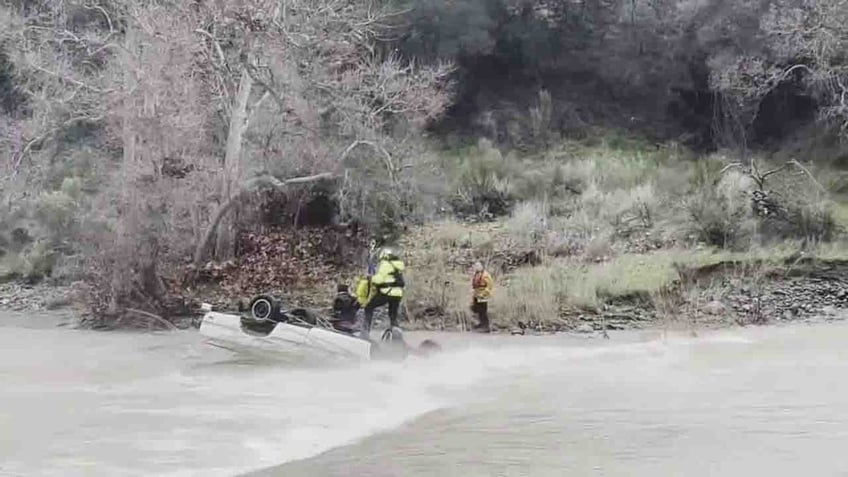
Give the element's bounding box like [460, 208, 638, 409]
[191, 226, 367, 300]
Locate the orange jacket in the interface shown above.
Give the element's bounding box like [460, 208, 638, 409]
[472, 270, 493, 301]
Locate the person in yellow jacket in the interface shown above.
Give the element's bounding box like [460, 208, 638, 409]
[362, 246, 405, 339]
[470, 261, 493, 332]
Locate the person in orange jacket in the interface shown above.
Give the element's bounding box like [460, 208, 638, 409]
[470, 261, 493, 332]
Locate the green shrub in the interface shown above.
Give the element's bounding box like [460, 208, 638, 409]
[789, 201, 838, 242]
[684, 169, 756, 249]
[21, 240, 58, 282]
[35, 190, 78, 234]
[758, 192, 838, 243]
[0, 240, 59, 283]
[505, 201, 549, 246]
[451, 139, 517, 217]
[0, 177, 88, 282]
[512, 161, 582, 207]
[30, 177, 83, 235]
[60, 176, 84, 200]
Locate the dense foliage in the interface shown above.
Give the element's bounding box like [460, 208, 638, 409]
[396, 0, 848, 152]
[0, 0, 845, 322]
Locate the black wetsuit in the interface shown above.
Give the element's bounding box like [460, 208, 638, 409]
[332, 291, 359, 333]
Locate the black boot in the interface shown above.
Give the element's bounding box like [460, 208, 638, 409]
[473, 317, 490, 333]
[471, 300, 490, 332]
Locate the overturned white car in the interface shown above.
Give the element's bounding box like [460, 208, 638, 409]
[197, 295, 440, 361]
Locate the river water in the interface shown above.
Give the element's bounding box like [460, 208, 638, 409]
[2, 312, 848, 476]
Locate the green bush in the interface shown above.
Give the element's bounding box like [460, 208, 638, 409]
[22, 240, 58, 282]
[0, 177, 87, 282]
[35, 190, 78, 235]
[505, 201, 549, 246]
[758, 191, 838, 244]
[681, 158, 841, 247]
[789, 201, 838, 242]
[451, 139, 517, 217]
[684, 170, 756, 249]
[0, 239, 58, 283]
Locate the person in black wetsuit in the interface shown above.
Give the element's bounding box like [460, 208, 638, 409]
[331, 284, 360, 334]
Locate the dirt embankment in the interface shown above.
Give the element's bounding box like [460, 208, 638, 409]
[562, 258, 848, 335]
[0, 226, 369, 329]
[684, 258, 848, 323]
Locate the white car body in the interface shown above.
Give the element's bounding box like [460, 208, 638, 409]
[198, 311, 372, 361]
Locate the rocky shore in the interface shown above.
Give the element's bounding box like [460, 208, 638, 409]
[0, 281, 81, 313]
[563, 259, 848, 335]
[2, 259, 847, 335]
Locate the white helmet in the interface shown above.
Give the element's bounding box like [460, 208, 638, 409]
[379, 246, 399, 260]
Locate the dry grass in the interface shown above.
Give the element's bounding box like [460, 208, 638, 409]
[401, 134, 847, 328]
[406, 219, 499, 257]
[404, 212, 848, 328]
[401, 220, 502, 329]
[490, 249, 726, 319]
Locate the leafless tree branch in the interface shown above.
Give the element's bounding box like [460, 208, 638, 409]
[194, 28, 228, 69]
[84, 4, 115, 38]
[9, 114, 105, 178]
[244, 62, 287, 112]
[28, 63, 110, 93]
[788, 159, 827, 193]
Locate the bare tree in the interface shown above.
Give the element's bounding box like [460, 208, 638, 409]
[761, 0, 848, 134]
[707, 0, 848, 152]
[0, 0, 452, 319]
[188, 0, 453, 262]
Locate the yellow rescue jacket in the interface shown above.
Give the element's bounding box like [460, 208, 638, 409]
[371, 259, 405, 298]
[472, 270, 493, 301]
[354, 277, 374, 307]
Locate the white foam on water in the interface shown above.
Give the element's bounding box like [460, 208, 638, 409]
[195, 339, 692, 475]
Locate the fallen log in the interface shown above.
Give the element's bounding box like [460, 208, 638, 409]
[125, 307, 177, 331]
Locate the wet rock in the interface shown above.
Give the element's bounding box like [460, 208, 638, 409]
[704, 300, 726, 315]
[822, 305, 838, 316]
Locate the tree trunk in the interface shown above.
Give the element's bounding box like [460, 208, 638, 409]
[111, 22, 138, 313]
[214, 65, 253, 261]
